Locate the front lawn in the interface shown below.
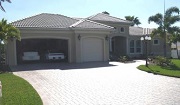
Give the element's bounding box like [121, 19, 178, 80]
[0, 73, 43, 105]
[137, 59, 180, 78]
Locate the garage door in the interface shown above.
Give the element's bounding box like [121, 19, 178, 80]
[82, 37, 104, 62]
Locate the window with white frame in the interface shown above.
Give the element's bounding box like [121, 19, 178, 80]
[153, 39, 159, 45]
[136, 40, 141, 53]
[130, 40, 135, 53]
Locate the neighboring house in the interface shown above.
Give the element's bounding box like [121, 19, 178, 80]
[172, 42, 180, 50]
[6, 13, 171, 65]
[171, 42, 180, 58]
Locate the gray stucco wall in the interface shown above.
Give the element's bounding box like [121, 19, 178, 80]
[6, 28, 111, 65]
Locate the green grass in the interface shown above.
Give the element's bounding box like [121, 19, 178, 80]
[137, 59, 180, 78]
[0, 73, 43, 105]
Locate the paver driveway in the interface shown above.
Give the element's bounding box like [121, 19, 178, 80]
[12, 60, 180, 105]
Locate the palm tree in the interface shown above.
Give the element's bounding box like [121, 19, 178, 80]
[169, 30, 180, 59]
[125, 16, 141, 26]
[0, 0, 11, 12]
[148, 6, 180, 57]
[0, 18, 20, 64]
[102, 11, 110, 15]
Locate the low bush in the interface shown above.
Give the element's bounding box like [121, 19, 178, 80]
[119, 56, 128, 62]
[119, 55, 132, 63]
[150, 56, 172, 66]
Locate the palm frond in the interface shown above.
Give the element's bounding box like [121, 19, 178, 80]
[165, 7, 180, 16]
[0, 18, 21, 42]
[148, 13, 163, 26]
[166, 16, 180, 26]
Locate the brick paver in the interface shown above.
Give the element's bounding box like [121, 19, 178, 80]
[12, 60, 180, 105]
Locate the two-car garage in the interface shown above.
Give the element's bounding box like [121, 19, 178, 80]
[15, 36, 106, 65]
[16, 38, 68, 64]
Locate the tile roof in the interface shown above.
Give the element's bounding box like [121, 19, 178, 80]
[129, 27, 154, 36]
[11, 13, 79, 28]
[87, 13, 132, 24]
[70, 19, 114, 29]
[129, 26, 144, 36]
[11, 13, 114, 30]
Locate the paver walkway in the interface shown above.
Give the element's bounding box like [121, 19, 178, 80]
[12, 60, 180, 105]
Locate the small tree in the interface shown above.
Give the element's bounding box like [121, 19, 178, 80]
[102, 11, 110, 15]
[0, 0, 11, 12]
[0, 18, 20, 64]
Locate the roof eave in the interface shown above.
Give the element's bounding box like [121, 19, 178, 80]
[16, 27, 71, 31]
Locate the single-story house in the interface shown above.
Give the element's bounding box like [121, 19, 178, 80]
[6, 13, 171, 65]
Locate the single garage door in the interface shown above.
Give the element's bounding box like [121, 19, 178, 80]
[82, 37, 104, 62]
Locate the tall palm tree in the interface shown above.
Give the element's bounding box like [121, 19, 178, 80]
[148, 6, 180, 57]
[0, 18, 20, 64]
[125, 16, 141, 26]
[0, 0, 11, 12]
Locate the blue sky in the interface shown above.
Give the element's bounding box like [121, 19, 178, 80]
[0, 0, 180, 28]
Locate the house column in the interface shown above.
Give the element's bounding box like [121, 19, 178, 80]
[109, 37, 112, 52]
[126, 37, 129, 55]
[6, 39, 17, 65]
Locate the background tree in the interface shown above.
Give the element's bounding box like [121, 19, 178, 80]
[0, 0, 11, 12]
[102, 11, 110, 15]
[0, 18, 20, 64]
[125, 16, 141, 26]
[169, 30, 180, 59]
[148, 6, 180, 57]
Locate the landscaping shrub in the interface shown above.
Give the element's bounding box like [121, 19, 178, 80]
[119, 55, 132, 63]
[151, 56, 172, 66]
[119, 56, 128, 62]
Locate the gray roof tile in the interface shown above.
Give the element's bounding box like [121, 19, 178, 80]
[11, 13, 114, 30]
[129, 26, 154, 36]
[88, 13, 132, 24]
[11, 13, 79, 28]
[129, 26, 144, 36]
[70, 19, 114, 29]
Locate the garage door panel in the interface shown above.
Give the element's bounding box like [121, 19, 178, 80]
[82, 37, 104, 62]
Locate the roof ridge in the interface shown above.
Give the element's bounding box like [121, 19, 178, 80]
[11, 13, 43, 24]
[86, 13, 100, 20]
[69, 19, 85, 27]
[100, 13, 132, 23]
[88, 13, 132, 23]
[11, 13, 79, 24]
[70, 18, 114, 29]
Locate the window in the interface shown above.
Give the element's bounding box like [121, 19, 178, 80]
[136, 40, 141, 53]
[130, 40, 134, 53]
[153, 39, 159, 45]
[120, 27, 125, 33]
